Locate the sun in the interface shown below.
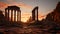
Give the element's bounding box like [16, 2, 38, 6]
[21, 19, 27, 22]
[21, 17, 29, 23]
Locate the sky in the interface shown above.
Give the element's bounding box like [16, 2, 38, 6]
[0, 0, 60, 22]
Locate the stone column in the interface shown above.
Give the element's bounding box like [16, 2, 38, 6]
[14, 10, 16, 22]
[32, 10, 35, 21]
[11, 10, 13, 21]
[7, 9, 9, 21]
[37, 8, 38, 21]
[18, 10, 21, 21]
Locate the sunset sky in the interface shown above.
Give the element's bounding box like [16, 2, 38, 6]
[0, 0, 60, 22]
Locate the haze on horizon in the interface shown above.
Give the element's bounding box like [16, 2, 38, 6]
[0, 0, 60, 22]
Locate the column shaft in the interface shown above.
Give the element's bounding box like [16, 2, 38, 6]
[8, 9, 9, 21]
[11, 10, 13, 21]
[37, 8, 38, 21]
[14, 10, 16, 22]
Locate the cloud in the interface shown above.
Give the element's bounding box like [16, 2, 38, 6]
[0, 1, 33, 12]
[0, 2, 9, 10]
[6, 0, 32, 8]
[6, 0, 14, 3]
[6, 0, 13, 2]
[18, 2, 32, 8]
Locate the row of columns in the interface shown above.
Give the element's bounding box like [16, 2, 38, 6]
[5, 8, 21, 22]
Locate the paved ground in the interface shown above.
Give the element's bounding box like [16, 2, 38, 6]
[0, 25, 60, 34]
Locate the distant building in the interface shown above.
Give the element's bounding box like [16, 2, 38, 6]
[5, 6, 21, 22]
[32, 6, 38, 21]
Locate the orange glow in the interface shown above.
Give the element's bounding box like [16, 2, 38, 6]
[21, 13, 31, 22]
[0, 2, 46, 22]
[0, 2, 8, 9]
[21, 13, 45, 22]
[38, 15, 46, 20]
[21, 17, 29, 22]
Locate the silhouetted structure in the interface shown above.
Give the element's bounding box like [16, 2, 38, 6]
[46, 2, 60, 24]
[5, 6, 21, 22]
[32, 6, 38, 21]
[27, 16, 32, 23]
[44, 2, 60, 34]
[0, 10, 5, 26]
[0, 32, 4, 34]
[0, 10, 5, 20]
